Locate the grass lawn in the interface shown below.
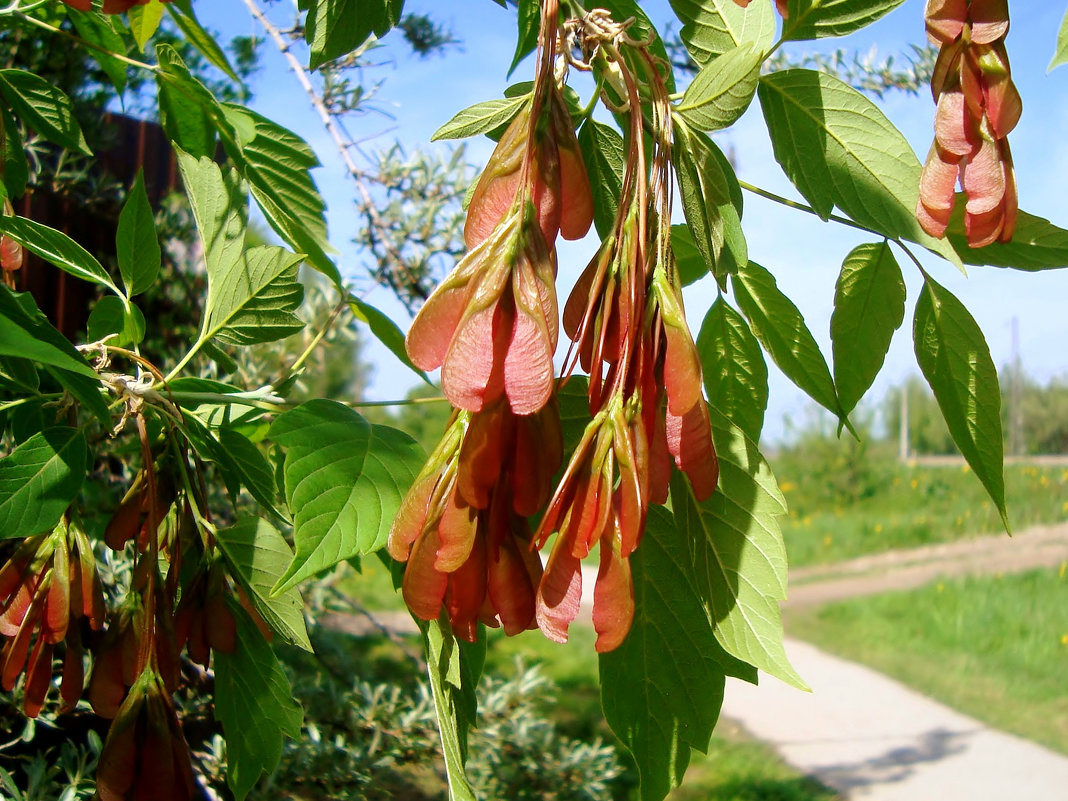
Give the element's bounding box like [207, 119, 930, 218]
[787, 567, 1068, 754]
[779, 462, 1068, 566]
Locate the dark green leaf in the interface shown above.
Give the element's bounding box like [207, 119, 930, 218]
[45, 367, 111, 429]
[305, 0, 405, 70]
[913, 277, 1007, 528]
[431, 95, 529, 141]
[673, 123, 747, 287]
[66, 9, 128, 95]
[732, 261, 840, 419]
[600, 505, 729, 801]
[86, 296, 146, 347]
[578, 119, 625, 240]
[675, 42, 762, 131]
[0, 217, 120, 295]
[1050, 8, 1068, 71]
[670, 410, 807, 689]
[831, 242, 905, 415]
[214, 600, 303, 801]
[758, 69, 961, 267]
[670, 224, 708, 286]
[0, 69, 90, 155]
[155, 48, 217, 158]
[349, 298, 430, 383]
[0, 286, 98, 380]
[116, 170, 161, 296]
[781, 0, 905, 41]
[0, 106, 28, 200]
[948, 206, 1068, 271]
[270, 401, 424, 593]
[216, 518, 312, 651]
[508, 0, 540, 77]
[668, 0, 775, 65]
[696, 296, 768, 443]
[0, 428, 87, 540]
[167, 0, 242, 82]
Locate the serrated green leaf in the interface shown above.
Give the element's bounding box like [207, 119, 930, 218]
[697, 296, 768, 442]
[673, 122, 747, 287]
[167, 0, 242, 82]
[668, 0, 775, 65]
[676, 42, 761, 131]
[913, 277, 1007, 529]
[128, 1, 166, 51]
[578, 119, 625, 240]
[1050, 8, 1068, 71]
[305, 0, 405, 70]
[948, 205, 1068, 271]
[0, 428, 86, 540]
[67, 9, 128, 95]
[758, 69, 961, 268]
[0, 106, 28, 200]
[155, 47, 217, 158]
[270, 401, 424, 593]
[216, 518, 311, 651]
[732, 261, 840, 419]
[420, 615, 484, 801]
[0, 70, 90, 155]
[214, 600, 303, 800]
[349, 298, 430, 383]
[86, 296, 146, 347]
[781, 0, 905, 42]
[431, 95, 529, 141]
[831, 242, 905, 415]
[0, 217, 120, 295]
[0, 286, 98, 380]
[175, 149, 246, 279]
[600, 505, 729, 801]
[117, 170, 161, 296]
[670, 410, 807, 690]
[206, 246, 305, 346]
[508, 0, 540, 77]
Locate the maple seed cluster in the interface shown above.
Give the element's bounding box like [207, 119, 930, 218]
[390, 5, 720, 652]
[917, 0, 1021, 247]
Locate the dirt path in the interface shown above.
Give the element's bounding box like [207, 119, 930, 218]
[785, 521, 1068, 608]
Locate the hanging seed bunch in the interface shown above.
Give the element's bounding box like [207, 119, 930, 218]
[390, 1, 719, 652]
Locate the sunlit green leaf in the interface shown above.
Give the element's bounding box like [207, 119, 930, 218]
[948, 205, 1068, 271]
[0, 428, 86, 541]
[1050, 7, 1068, 71]
[508, 0, 540, 77]
[675, 42, 762, 132]
[86, 296, 146, 348]
[116, 170, 161, 296]
[66, 9, 128, 95]
[305, 0, 405, 70]
[913, 277, 1007, 529]
[349, 298, 430, 383]
[432, 95, 529, 141]
[0, 69, 90, 155]
[0, 216, 120, 295]
[167, 0, 242, 82]
[668, 0, 775, 65]
[578, 119, 625, 240]
[831, 241, 905, 415]
[697, 296, 768, 443]
[270, 401, 424, 593]
[781, 0, 906, 42]
[0, 286, 98, 380]
[128, 0, 166, 51]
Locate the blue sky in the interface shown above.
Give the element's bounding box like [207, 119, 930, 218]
[207, 1, 1068, 442]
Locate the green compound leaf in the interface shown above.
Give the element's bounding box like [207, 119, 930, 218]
[420, 615, 486, 801]
[671, 409, 807, 690]
[601, 505, 732, 801]
[270, 401, 424, 594]
[167, 0, 242, 83]
[913, 277, 1008, 530]
[673, 122, 747, 287]
[758, 69, 961, 268]
[781, 0, 906, 42]
[0, 216, 120, 296]
[304, 0, 405, 70]
[668, 0, 775, 65]
[831, 241, 905, 416]
[948, 206, 1068, 271]
[216, 517, 312, 651]
[0, 428, 86, 541]
[214, 600, 303, 801]
[697, 296, 768, 443]
[432, 95, 529, 141]
[731, 261, 841, 421]
[116, 170, 161, 297]
[675, 42, 762, 132]
[0, 69, 90, 155]
[578, 119, 625, 240]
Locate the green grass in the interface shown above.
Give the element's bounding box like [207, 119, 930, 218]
[787, 567, 1068, 754]
[778, 461, 1068, 567]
